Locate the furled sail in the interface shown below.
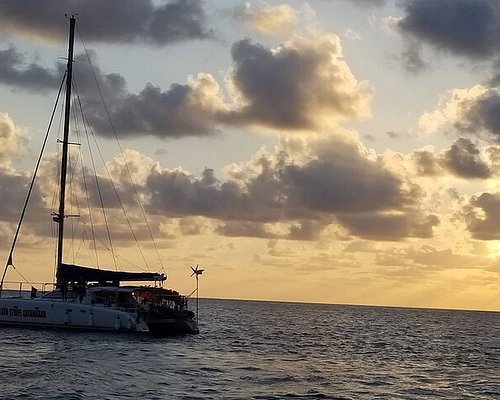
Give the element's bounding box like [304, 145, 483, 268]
[58, 263, 166, 283]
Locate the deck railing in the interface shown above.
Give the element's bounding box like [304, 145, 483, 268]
[0, 281, 55, 298]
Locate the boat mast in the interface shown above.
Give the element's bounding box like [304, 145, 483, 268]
[55, 15, 76, 283]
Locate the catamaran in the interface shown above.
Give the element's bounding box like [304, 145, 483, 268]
[0, 16, 199, 335]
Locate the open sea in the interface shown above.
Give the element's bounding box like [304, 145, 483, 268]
[0, 298, 498, 399]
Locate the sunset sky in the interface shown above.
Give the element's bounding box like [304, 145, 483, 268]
[0, 0, 499, 311]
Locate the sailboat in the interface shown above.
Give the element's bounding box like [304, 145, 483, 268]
[0, 16, 199, 335]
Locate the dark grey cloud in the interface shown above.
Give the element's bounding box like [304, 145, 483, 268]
[342, 0, 386, 7]
[399, 41, 429, 74]
[283, 154, 406, 213]
[0, 0, 211, 46]
[223, 37, 371, 130]
[386, 131, 404, 139]
[146, 166, 285, 222]
[147, 140, 411, 218]
[337, 213, 439, 241]
[0, 47, 62, 91]
[375, 245, 483, 269]
[0, 48, 220, 138]
[413, 150, 442, 176]
[217, 218, 329, 241]
[413, 139, 491, 179]
[398, 0, 500, 60]
[444, 138, 491, 178]
[463, 192, 500, 239]
[0, 172, 43, 221]
[80, 71, 221, 139]
[485, 146, 500, 176]
[0, 134, 436, 242]
[458, 91, 500, 140]
[2, 31, 372, 137]
[407, 246, 482, 268]
[144, 138, 434, 240]
[0, 171, 52, 249]
[423, 87, 500, 142]
[216, 221, 280, 239]
[288, 220, 327, 241]
[228, 38, 316, 129]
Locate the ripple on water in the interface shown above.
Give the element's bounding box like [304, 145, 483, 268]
[0, 300, 498, 400]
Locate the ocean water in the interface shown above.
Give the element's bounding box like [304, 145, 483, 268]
[0, 299, 498, 399]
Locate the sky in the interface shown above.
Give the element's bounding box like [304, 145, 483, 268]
[0, 0, 499, 311]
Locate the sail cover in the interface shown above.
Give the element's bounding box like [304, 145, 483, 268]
[58, 263, 166, 283]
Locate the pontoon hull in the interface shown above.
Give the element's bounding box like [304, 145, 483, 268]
[146, 318, 199, 335]
[0, 298, 197, 335]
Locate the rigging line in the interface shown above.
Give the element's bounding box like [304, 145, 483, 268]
[88, 130, 151, 271]
[72, 80, 99, 267]
[0, 73, 67, 292]
[12, 267, 34, 288]
[79, 149, 99, 267]
[67, 95, 86, 264]
[71, 83, 116, 269]
[73, 226, 87, 261]
[76, 25, 164, 273]
[73, 90, 116, 271]
[72, 86, 151, 272]
[93, 235, 150, 272]
[84, 115, 117, 271]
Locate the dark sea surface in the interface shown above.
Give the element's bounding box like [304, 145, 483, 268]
[0, 299, 498, 399]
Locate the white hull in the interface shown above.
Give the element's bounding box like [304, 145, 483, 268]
[0, 297, 149, 332]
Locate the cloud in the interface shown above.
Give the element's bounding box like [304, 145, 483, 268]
[216, 221, 281, 239]
[443, 138, 491, 178]
[337, 212, 439, 241]
[375, 244, 486, 269]
[418, 85, 500, 141]
[0, 114, 47, 224]
[81, 69, 227, 139]
[462, 192, 500, 240]
[0, 122, 437, 243]
[288, 220, 327, 241]
[2, 31, 372, 137]
[397, 0, 500, 60]
[146, 165, 281, 221]
[412, 139, 491, 179]
[224, 34, 372, 131]
[0, 0, 211, 45]
[0, 47, 63, 92]
[0, 113, 29, 169]
[144, 135, 434, 240]
[0, 48, 226, 138]
[90, 33, 373, 136]
[343, 0, 387, 7]
[412, 150, 442, 176]
[459, 90, 500, 139]
[282, 140, 407, 213]
[398, 41, 429, 74]
[235, 3, 298, 36]
[0, 172, 36, 222]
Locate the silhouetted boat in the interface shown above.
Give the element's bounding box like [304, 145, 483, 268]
[0, 16, 198, 335]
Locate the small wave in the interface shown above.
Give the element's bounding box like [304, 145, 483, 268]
[1, 300, 498, 400]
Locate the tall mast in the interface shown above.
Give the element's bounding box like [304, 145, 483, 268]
[56, 15, 76, 282]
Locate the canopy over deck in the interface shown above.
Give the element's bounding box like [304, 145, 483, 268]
[58, 264, 166, 284]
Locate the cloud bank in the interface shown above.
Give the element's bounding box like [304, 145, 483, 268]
[0, 0, 211, 45]
[143, 135, 436, 241]
[0, 31, 372, 138]
[398, 0, 500, 60]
